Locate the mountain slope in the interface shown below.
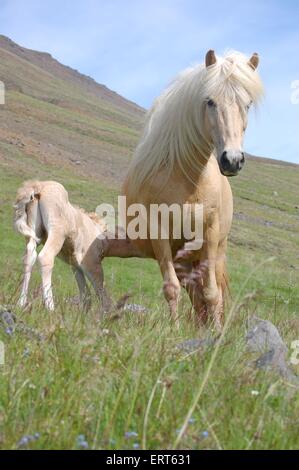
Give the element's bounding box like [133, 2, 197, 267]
[0, 35, 145, 187]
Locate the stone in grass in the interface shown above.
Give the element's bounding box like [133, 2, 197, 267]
[0, 309, 16, 336]
[0, 308, 43, 342]
[123, 303, 148, 313]
[176, 337, 217, 354]
[246, 316, 299, 384]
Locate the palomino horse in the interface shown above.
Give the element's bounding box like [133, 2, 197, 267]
[123, 50, 263, 329]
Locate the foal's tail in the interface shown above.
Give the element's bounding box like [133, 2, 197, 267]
[13, 181, 41, 243]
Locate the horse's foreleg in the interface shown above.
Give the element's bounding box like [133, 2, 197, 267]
[213, 238, 228, 328]
[199, 215, 222, 329]
[175, 259, 208, 325]
[152, 240, 181, 327]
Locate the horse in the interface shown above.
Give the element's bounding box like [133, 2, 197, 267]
[14, 180, 142, 312]
[123, 50, 263, 329]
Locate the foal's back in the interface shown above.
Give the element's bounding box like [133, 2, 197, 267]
[34, 181, 104, 265]
[36, 181, 75, 238]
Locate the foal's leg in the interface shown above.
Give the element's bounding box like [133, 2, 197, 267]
[18, 200, 41, 308]
[152, 239, 181, 327]
[18, 237, 38, 308]
[38, 232, 65, 311]
[73, 267, 92, 311]
[82, 255, 111, 313]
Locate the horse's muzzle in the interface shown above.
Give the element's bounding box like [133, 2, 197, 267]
[219, 150, 245, 176]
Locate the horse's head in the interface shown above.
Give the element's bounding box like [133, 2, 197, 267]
[204, 49, 260, 176]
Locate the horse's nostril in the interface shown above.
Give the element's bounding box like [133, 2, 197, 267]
[220, 151, 230, 169]
[241, 152, 245, 163]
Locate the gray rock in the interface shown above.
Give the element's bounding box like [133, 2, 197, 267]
[0, 309, 16, 336]
[0, 308, 43, 342]
[246, 316, 298, 383]
[123, 303, 148, 313]
[0, 309, 16, 326]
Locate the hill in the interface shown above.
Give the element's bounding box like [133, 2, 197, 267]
[0, 37, 298, 450]
[0, 34, 144, 187]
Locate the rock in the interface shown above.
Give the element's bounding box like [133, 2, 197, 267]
[246, 316, 287, 354]
[246, 316, 298, 383]
[0, 309, 16, 326]
[0, 308, 43, 341]
[0, 309, 16, 335]
[176, 337, 216, 354]
[123, 303, 148, 313]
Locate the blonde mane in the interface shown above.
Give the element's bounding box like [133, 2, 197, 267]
[126, 51, 264, 191]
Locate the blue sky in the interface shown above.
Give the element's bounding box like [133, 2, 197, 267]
[1, 0, 299, 163]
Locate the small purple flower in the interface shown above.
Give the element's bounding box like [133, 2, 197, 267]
[17, 433, 40, 448]
[125, 431, 138, 439]
[201, 430, 209, 439]
[133, 442, 140, 449]
[188, 417, 196, 424]
[76, 434, 89, 449]
[18, 436, 30, 447]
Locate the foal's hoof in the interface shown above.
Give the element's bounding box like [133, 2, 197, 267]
[17, 297, 27, 309]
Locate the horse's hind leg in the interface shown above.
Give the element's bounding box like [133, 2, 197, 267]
[38, 231, 65, 311]
[73, 267, 92, 311]
[18, 200, 41, 308]
[18, 237, 38, 308]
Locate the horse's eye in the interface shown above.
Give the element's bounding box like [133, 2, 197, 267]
[207, 99, 216, 107]
[246, 100, 253, 110]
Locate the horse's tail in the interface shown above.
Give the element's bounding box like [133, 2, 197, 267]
[13, 181, 41, 243]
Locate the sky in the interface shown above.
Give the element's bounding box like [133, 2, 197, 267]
[1, 0, 299, 163]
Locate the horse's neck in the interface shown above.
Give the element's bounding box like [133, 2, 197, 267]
[174, 149, 214, 186]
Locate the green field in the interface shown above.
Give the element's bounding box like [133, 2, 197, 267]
[0, 152, 298, 450]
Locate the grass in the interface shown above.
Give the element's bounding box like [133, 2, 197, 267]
[0, 152, 299, 450]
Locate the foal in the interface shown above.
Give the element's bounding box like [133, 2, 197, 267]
[14, 180, 111, 311]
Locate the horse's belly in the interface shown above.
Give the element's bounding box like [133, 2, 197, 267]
[129, 238, 155, 258]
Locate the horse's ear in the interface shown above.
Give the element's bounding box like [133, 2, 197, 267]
[248, 52, 259, 70]
[205, 50, 217, 68]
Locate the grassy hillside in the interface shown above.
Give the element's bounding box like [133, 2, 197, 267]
[0, 37, 298, 450]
